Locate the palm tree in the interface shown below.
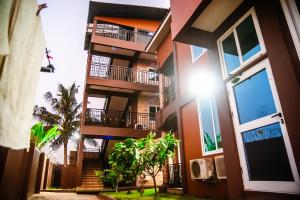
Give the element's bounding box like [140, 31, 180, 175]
[34, 83, 96, 166]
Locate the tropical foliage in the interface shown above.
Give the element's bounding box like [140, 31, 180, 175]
[99, 132, 179, 199]
[30, 122, 60, 149]
[33, 83, 97, 166]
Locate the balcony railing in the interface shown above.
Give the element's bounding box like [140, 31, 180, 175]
[95, 27, 153, 45]
[167, 163, 182, 188]
[163, 81, 175, 106]
[85, 108, 156, 130]
[90, 64, 159, 86]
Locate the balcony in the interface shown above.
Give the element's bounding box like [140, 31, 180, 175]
[90, 64, 159, 86]
[91, 22, 153, 51]
[85, 108, 156, 130]
[87, 63, 159, 93]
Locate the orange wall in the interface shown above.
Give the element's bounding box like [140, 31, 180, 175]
[180, 101, 227, 198]
[95, 16, 160, 32]
[175, 41, 227, 198]
[157, 31, 173, 66]
[170, 0, 203, 39]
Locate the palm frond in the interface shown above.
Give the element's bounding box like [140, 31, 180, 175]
[49, 136, 63, 151]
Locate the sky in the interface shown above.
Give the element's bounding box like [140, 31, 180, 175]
[35, 0, 169, 163]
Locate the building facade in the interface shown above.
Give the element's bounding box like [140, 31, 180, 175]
[76, 1, 168, 190]
[148, 0, 300, 199]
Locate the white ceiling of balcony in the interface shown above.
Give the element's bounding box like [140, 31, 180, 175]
[93, 44, 135, 56]
[191, 0, 243, 32]
[107, 96, 128, 111]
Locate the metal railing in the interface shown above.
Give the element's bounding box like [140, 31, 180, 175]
[163, 81, 176, 106]
[90, 64, 159, 86]
[85, 108, 156, 130]
[95, 27, 153, 45]
[168, 163, 182, 188]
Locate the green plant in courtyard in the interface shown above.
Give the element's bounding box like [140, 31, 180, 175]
[138, 132, 179, 199]
[103, 132, 179, 200]
[95, 169, 118, 188]
[30, 122, 60, 149]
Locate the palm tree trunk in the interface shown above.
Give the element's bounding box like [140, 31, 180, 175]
[63, 140, 68, 166]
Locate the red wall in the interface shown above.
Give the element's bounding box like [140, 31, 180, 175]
[170, 0, 203, 40]
[175, 41, 227, 198]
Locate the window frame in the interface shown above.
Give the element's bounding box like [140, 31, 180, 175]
[217, 8, 266, 80]
[280, 0, 300, 62]
[197, 96, 223, 156]
[191, 45, 207, 63]
[226, 58, 300, 194]
[149, 105, 159, 121]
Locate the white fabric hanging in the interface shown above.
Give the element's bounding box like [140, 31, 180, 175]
[0, 0, 45, 149]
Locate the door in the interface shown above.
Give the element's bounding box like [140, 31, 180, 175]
[227, 58, 300, 194]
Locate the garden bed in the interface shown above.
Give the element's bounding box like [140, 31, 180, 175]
[99, 189, 211, 200]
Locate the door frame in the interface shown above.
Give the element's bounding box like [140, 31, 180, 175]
[226, 58, 300, 194]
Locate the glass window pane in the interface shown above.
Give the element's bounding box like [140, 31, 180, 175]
[199, 97, 216, 152]
[222, 33, 241, 73]
[233, 69, 277, 124]
[242, 123, 294, 181]
[236, 15, 261, 61]
[192, 46, 205, 60]
[211, 97, 222, 149]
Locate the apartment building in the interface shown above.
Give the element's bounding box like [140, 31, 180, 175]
[76, 1, 168, 190]
[147, 0, 300, 199]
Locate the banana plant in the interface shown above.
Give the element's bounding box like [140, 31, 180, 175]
[31, 122, 60, 149]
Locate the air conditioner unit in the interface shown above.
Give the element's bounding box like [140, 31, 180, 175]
[214, 155, 227, 179]
[190, 158, 214, 180]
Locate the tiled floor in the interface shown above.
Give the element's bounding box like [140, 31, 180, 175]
[28, 192, 99, 200]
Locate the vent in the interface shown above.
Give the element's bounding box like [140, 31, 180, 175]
[189, 158, 214, 180]
[214, 155, 226, 179]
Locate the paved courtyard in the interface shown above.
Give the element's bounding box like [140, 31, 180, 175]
[28, 192, 99, 200]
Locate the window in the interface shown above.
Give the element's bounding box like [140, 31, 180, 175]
[197, 95, 222, 155]
[218, 9, 265, 78]
[148, 68, 159, 82]
[149, 106, 159, 121]
[280, 0, 300, 61]
[191, 45, 207, 62]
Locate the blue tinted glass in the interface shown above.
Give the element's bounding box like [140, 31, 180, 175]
[211, 97, 222, 149]
[242, 123, 294, 181]
[192, 46, 205, 60]
[199, 97, 216, 152]
[222, 33, 240, 73]
[236, 15, 261, 61]
[233, 69, 276, 124]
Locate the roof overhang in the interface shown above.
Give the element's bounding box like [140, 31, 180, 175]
[145, 12, 171, 54]
[87, 1, 168, 23]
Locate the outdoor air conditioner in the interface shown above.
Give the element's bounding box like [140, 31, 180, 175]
[190, 158, 214, 180]
[214, 155, 227, 179]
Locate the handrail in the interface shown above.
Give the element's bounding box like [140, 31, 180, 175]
[95, 26, 153, 45]
[89, 64, 159, 86]
[85, 108, 156, 130]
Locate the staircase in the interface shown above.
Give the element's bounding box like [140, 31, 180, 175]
[77, 159, 104, 193]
